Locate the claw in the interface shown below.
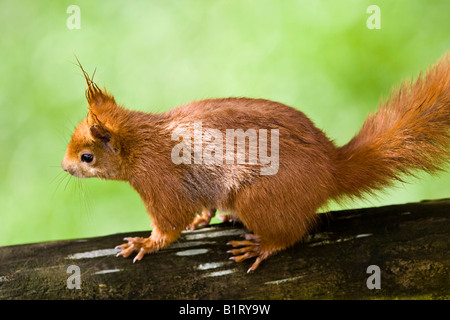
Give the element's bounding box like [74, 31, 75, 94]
[117, 244, 135, 258]
[247, 251, 271, 273]
[227, 233, 276, 272]
[115, 236, 154, 262]
[133, 248, 147, 263]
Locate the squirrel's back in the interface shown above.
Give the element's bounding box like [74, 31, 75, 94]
[160, 97, 338, 213]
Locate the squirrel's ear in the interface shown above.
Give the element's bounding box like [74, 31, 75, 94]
[87, 110, 110, 142]
[89, 124, 111, 143]
[87, 110, 113, 145]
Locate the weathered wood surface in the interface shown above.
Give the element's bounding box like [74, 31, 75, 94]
[0, 199, 448, 300]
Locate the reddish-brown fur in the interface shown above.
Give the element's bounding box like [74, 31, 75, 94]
[62, 54, 449, 272]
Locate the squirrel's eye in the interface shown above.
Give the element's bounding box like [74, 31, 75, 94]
[81, 153, 94, 163]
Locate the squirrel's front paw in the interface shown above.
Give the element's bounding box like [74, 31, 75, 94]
[115, 237, 158, 263]
[188, 208, 216, 230]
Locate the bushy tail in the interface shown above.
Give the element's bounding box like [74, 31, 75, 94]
[334, 53, 450, 199]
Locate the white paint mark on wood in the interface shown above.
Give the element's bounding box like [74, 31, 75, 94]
[184, 229, 245, 240]
[94, 269, 121, 275]
[175, 249, 208, 256]
[196, 262, 226, 270]
[66, 248, 120, 259]
[182, 226, 216, 233]
[203, 269, 235, 277]
[170, 241, 215, 249]
[356, 233, 373, 238]
[308, 233, 373, 247]
[265, 276, 304, 285]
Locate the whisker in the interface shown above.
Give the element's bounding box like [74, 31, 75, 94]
[49, 170, 65, 185]
[54, 173, 70, 191]
[64, 175, 73, 191]
[77, 179, 96, 231]
[50, 172, 72, 204]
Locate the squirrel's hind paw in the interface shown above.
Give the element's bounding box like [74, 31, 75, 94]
[227, 234, 277, 273]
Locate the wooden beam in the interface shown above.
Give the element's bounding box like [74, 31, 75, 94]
[0, 199, 448, 300]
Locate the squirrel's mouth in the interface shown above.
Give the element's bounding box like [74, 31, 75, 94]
[61, 162, 109, 180]
[61, 165, 84, 178]
[61, 162, 89, 178]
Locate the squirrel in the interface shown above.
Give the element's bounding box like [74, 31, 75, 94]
[62, 54, 449, 272]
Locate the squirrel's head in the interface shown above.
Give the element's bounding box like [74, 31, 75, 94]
[62, 62, 127, 180]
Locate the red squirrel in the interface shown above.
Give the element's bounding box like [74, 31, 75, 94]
[62, 54, 449, 272]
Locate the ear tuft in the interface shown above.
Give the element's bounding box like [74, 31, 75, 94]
[75, 57, 115, 110]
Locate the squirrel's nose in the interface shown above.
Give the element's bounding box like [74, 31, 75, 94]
[61, 161, 69, 172]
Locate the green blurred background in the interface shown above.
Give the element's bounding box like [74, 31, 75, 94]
[0, 0, 448, 246]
